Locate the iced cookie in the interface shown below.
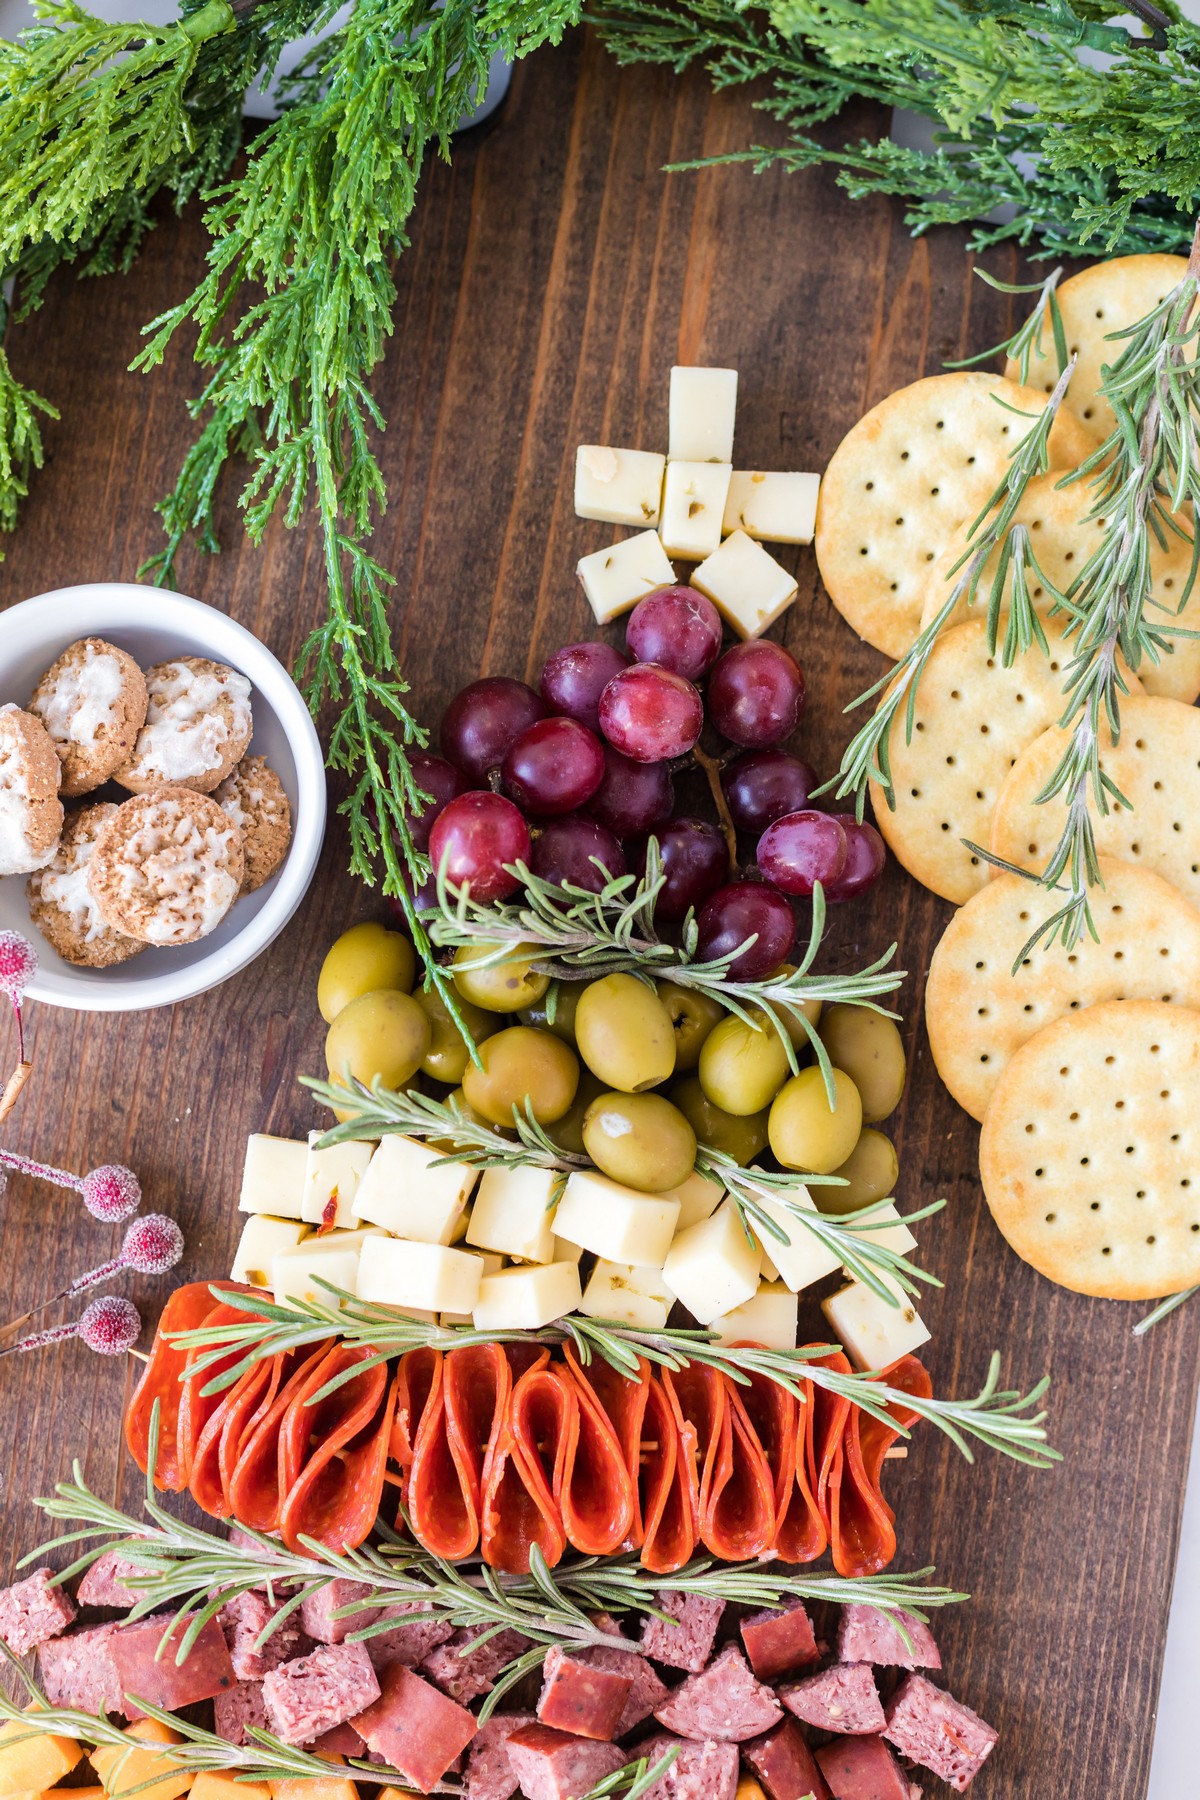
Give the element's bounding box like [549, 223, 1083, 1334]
[88, 787, 245, 946]
[27, 805, 145, 968]
[0, 704, 63, 877]
[115, 658, 253, 795]
[27, 637, 148, 796]
[214, 755, 292, 893]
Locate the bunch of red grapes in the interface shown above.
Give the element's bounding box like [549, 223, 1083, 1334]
[405, 586, 886, 981]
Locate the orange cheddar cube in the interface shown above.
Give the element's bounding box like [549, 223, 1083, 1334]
[0, 1708, 82, 1797]
[191, 1779, 272, 1800]
[91, 1720, 194, 1800]
[270, 1756, 358, 1800]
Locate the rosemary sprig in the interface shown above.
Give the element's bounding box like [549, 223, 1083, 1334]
[583, 1752, 679, 1799]
[947, 265, 1069, 385]
[1134, 1286, 1199, 1335]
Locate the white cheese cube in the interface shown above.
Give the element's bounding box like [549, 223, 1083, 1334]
[669, 366, 738, 463]
[302, 1133, 374, 1228]
[659, 461, 731, 561]
[466, 1165, 561, 1262]
[711, 1280, 799, 1351]
[555, 1170, 681, 1266]
[239, 1134, 309, 1221]
[723, 471, 820, 546]
[357, 1238, 484, 1315]
[839, 1200, 917, 1266]
[473, 1262, 583, 1330]
[269, 1229, 382, 1308]
[352, 1134, 477, 1244]
[760, 1244, 781, 1283]
[580, 1260, 675, 1330]
[822, 1274, 931, 1372]
[554, 1236, 584, 1265]
[577, 531, 678, 625]
[750, 1187, 842, 1294]
[231, 1215, 308, 1289]
[692, 530, 798, 640]
[575, 446, 666, 528]
[441, 1254, 503, 1324]
[665, 1170, 724, 1234]
[662, 1199, 759, 1324]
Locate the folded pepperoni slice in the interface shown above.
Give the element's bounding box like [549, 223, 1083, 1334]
[567, 1355, 651, 1548]
[776, 1372, 826, 1564]
[481, 1356, 566, 1573]
[178, 1301, 263, 1485]
[214, 1355, 288, 1517]
[280, 1348, 396, 1553]
[807, 1347, 853, 1546]
[732, 1349, 799, 1545]
[559, 1347, 636, 1556]
[189, 1354, 275, 1519]
[831, 1354, 932, 1579]
[423, 1344, 513, 1560]
[391, 1346, 441, 1474]
[705, 1378, 776, 1561]
[227, 1343, 331, 1532]
[125, 1282, 257, 1491]
[639, 1375, 697, 1575]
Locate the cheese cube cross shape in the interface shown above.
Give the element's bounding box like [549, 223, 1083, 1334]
[269, 1227, 382, 1307]
[669, 366, 738, 463]
[659, 460, 732, 561]
[238, 1134, 309, 1220]
[750, 1188, 842, 1294]
[554, 1170, 681, 1267]
[352, 1133, 477, 1243]
[575, 445, 666, 528]
[473, 1261, 583, 1330]
[231, 1214, 308, 1289]
[665, 1169, 724, 1233]
[577, 531, 677, 625]
[580, 1259, 675, 1330]
[711, 1281, 799, 1351]
[466, 1165, 561, 1262]
[723, 471, 820, 546]
[662, 1199, 760, 1323]
[692, 530, 798, 640]
[356, 1237, 484, 1315]
[822, 1273, 931, 1371]
[302, 1133, 373, 1228]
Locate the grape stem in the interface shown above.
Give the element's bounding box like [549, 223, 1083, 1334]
[689, 744, 739, 871]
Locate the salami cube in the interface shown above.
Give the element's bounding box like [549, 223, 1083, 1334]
[109, 1614, 237, 1718]
[654, 1645, 782, 1743]
[505, 1724, 626, 1800]
[836, 1607, 941, 1673]
[781, 1663, 885, 1736]
[38, 1619, 123, 1715]
[311, 1722, 364, 1756]
[538, 1645, 634, 1741]
[739, 1601, 819, 1682]
[298, 1579, 381, 1644]
[638, 1592, 725, 1672]
[576, 1641, 669, 1737]
[464, 1710, 534, 1800]
[632, 1730, 739, 1800]
[421, 1624, 533, 1704]
[214, 1680, 268, 1748]
[816, 1735, 915, 1800]
[883, 1674, 997, 1791]
[0, 1567, 76, 1655]
[743, 1718, 831, 1800]
[78, 1551, 152, 1609]
[352, 1662, 476, 1793]
[360, 1603, 453, 1672]
[220, 1590, 309, 1680]
[263, 1641, 380, 1745]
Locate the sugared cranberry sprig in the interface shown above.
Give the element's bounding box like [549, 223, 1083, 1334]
[1, 1295, 142, 1361]
[1, 1215, 184, 1339]
[0, 1149, 141, 1221]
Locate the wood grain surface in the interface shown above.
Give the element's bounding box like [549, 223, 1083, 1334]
[0, 30, 1193, 1796]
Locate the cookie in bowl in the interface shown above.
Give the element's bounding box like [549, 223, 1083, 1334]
[0, 704, 63, 877]
[88, 787, 246, 947]
[115, 657, 252, 794]
[214, 754, 293, 893]
[26, 637, 148, 796]
[27, 804, 144, 969]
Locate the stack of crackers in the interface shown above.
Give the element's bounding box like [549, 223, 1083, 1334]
[816, 255, 1200, 1304]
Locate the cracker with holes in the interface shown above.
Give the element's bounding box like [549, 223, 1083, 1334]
[927, 858, 1200, 1121]
[814, 372, 1093, 659]
[990, 694, 1200, 912]
[917, 472, 1200, 704]
[979, 999, 1200, 1299]
[1006, 254, 1188, 451]
[866, 618, 1138, 905]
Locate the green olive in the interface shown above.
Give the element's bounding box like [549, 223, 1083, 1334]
[768, 1065, 863, 1174]
[317, 923, 415, 1022]
[582, 1093, 697, 1193]
[519, 981, 582, 1046]
[765, 966, 822, 1050]
[819, 1128, 899, 1216]
[698, 1011, 791, 1116]
[574, 974, 677, 1092]
[671, 1076, 769, 1166]
[818, 1004, 906, 1124]
[461, 1025, 579, 1126]
[452, 941, 550, 1013]
[325, 988, 430, 1090]
[416, 986, 498, 1084]
[549, 1069, 607, 1156]
[656, 981, 725, 1071]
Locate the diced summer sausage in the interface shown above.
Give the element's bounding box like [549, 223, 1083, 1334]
[298, 1578, 381, 1645]
[781, 1663, 885, 1736]
[883, 1674, 997, 1791]
[360, 1603, 453, 1672]
[464, 1710, 535, 1800]
[352, 1661, 477, 1794]
[421, 1624, 533, 1704]
[262, 1640, 381, 1745]
[0, 1567, 77, 1655]
[638, 1592, 725, 1672]
[219, 1589, 310, 1680]
[836, 1607, 941, 1673]
[77, 1551, 148, 1609]
[654, 1645, 782, 1743]
[505, 1724, 627, 1800]
[632, 1730, 739, 1800]
[574, 1641, 669, 1737]
[109, 1613, 236, 1717]
[740, 1601, 820, 1682]
[38, 1620, 124, 1714]
[214, 1679, 268, 1747]
[743, 1718, 831, 1800]
[538, 1645, 634, 1741]
[816, 1735, 915, 1800]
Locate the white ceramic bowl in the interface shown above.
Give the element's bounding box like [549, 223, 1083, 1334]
[0, 583, 326, 1011]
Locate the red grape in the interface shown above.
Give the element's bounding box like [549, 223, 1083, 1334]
[757, 810, 848, 897]
[530, 815, 627, 892]
[539, 642, 630, 732]
[402, 753, 470, 853]
[824, 814, 887, 903]
[708, 641, 806, 748]
[588, 746, 674, 835]
[440, 678, 547, 782]
[598, 663, 704, 762]
[722, 749, 818, 835]
[429, 792, 530, 902]
[502, 717, 605, 816]
[626, 585, 723, 681]
[637, 817, 729, 920]
[696, 881, 796, 979]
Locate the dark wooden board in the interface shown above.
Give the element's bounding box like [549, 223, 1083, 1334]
[0, 30, 1192, 1795]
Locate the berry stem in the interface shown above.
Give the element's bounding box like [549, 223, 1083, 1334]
[691, 745, 739, 873]
[0, 1148, 81, 1192]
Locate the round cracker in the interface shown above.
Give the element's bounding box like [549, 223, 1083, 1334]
[916, 471, 1200, 703]
[1005, 254, 1188, 449]
[814, 372, 1093, 658]
[989, 694, 1200, 912]
[926, 857, 1200, 1121]
[979, 999, 1200, 1299]
[866, 618, 1139, 905]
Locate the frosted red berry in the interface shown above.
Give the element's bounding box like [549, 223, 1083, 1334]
[122, 1213, 185, 1276]
[0, 931, 36, 999]
[80, 1164, 142, 1223]
[78, 1295, 142, 1355]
